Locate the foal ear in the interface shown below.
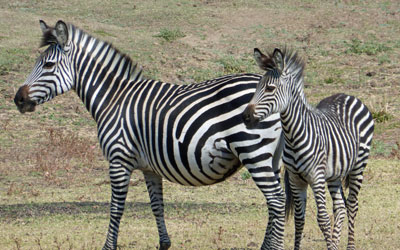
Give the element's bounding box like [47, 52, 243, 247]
[54, 20, 69, 48]
[39, 20, 50, 34]
[254, 48, 274, 71]
[272, 48, 285, 73]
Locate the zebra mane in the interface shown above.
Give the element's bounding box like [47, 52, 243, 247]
[281, 48, 305, 80]
[264, 47, 305, 85]
[40, 22, 143, 82]
[41, 29, 58, 47]
[278, 48, 305, 85]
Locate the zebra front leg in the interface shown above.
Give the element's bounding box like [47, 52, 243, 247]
[103, 163, 132, 250]
[287, 173, 308, 250]
[247, 166, 285, 250]
[311, 178, 335, 250]
[143, 171, 171, 250]
[328, 181, 346, 249]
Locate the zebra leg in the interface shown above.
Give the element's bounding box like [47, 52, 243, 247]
[143, 171, 171, 250]
[288, 173, 308, 250]
[346, 165, 365, 250]
[327, 181, 346, 249]
[103, 163, 132, 250]
[246, 166, 285, 250]
[310, 178, 335, 250]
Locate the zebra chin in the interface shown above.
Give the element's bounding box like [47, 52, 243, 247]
[14, 86, 37, 114]
[16, 102, 36, 114]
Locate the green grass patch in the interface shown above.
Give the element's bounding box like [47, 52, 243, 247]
[0, 48, 31, 75]
[93, 29, 117, 38]
[240, 170, 252, 180]
[370, 139, 394, 157]
[216, 55, 255, 75]
[372, 110, 393, 123]
[344, 38, 391, 55]
[154, 28, 186, 42]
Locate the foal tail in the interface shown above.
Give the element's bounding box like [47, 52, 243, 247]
[284, 169, 294, 220]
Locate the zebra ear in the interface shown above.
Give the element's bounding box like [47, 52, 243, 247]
[272, 48, 285, 73]
[39, 20, 50, 34]
[40, 20, 58, 47]
[54, 20, 69, 48]
[254, 48, 274, 71]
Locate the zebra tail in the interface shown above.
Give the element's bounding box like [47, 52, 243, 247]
[284, 169, 294, 220]
[341, 175, 350, 207]
[344, 174, 350, 190]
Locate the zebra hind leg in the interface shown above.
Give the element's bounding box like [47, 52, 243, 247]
[328, 181, 347, 249]
[103, 163, 132, 250]
[346, 164, 366, 250]
[143, 171, 171, 250]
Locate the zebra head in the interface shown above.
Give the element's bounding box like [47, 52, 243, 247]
[243, 48, 302, 128]
[15, 20, 73, 113]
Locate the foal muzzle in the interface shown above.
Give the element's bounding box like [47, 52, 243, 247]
[242, 104, 260, 129]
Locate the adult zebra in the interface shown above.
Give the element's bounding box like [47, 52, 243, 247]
[242, 48, 374, 250]
[14, 20, 286, 250]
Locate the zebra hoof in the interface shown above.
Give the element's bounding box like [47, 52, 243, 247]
[159, 241, 171, 250]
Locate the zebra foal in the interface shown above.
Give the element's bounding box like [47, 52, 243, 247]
[243, 48, 374, 250]
[14, 20, 287, 250]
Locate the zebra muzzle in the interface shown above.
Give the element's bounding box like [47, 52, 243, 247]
[14, 85, 36, 113]
[242, 104, 259, 129]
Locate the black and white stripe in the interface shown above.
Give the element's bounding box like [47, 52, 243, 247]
[243, 48, 374, 250]
[15, 21, 286, 250]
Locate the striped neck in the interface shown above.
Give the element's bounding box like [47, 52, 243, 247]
[280, 77, 316, 146]
[68, 24, 142, 120]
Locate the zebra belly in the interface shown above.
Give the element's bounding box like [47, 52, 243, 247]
[199, 138, 242, 183]
[324, 130, 357, 182]
[283, 147, 355, 184]
[139, 128, 243, 186]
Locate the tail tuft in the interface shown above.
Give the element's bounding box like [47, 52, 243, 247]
[284, 169, 294, 220]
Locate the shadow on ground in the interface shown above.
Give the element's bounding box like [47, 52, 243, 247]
[0, 201, 265, 221]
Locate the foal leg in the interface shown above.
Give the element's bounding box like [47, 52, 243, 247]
[287, 173, 308, 250]
[311, 177, 334, 250]
[143, 171, 171, 250]
[346, 164, 366, 250]
[328, 180, 346, 249]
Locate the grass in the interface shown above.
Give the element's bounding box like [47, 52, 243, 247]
[372, 109, 393, 123]
[1, 160, 399, 249]
[216, 55, 256, 75]
[1, 0, 400, 249]
[154, 28, 186, 42]
[0, 48, 31, 75]
[344, 38, 392, 55]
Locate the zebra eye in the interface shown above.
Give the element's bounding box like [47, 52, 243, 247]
[43, 61, 56, 69]
[265, 85, 276, 92]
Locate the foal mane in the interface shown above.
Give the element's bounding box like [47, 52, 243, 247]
[263, 47, 306, 85]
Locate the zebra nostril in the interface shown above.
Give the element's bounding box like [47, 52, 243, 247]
[242, 113, 252, 124]
[17, 98, 24, 105]
[14, 93, 24, 106]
